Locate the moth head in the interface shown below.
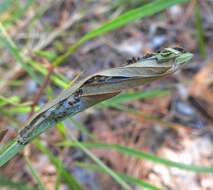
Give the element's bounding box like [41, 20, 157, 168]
[156, 47, 193, 65]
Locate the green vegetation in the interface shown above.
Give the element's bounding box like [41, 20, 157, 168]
[1, 0, 211, 190]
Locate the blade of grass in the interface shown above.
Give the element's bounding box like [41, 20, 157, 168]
[194, 0, 206, 57]
[0, 22, 41, 84]
[69, 118, 159, 190]
[0, 95, 20, 106]
[0, 95, 31, 107]
[0, 141, 25, 167]
[99, 89, 170, 107]
[70, 118, 97, 141]
[4, 105, 39, 114]
[96, 88, 172, 127]
[25, 157, 48, 190]
[101, 104, 174, 128]
[53, 0, 189, 66]
[75, 162, 162, 190]
[3, 0, 33, 27]
[34, 139, 84, 190]
[60, 142, 213, 173]
[54, 161, 63, 190]
[27, 60, 69, 89]
[69, 135, 132, 190]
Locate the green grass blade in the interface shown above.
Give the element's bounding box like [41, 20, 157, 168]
[0, 95, 20, 106]
[25, 157, 48, 190]
[53, 0, 189, 66]
[3, 0, 34, 27]
[69, 118, 97, 141]
[54, 161, 63, 190]
[119, 172, 161, 190]
[99, 89, 170, 107]
[0, 141, 25, 167]
[27, 60, 69, 89]
[60, 142, 213, 173]
[70, 137, 132, 190]
[5, 106, 32, 113]
[34, 140, 84, 190]
[194, 0, 206, 57]
[102, 104, 173, 128]
[0, 23, 41, 84]
[75, 162, 162, 190]
[0, 95, 31, 107]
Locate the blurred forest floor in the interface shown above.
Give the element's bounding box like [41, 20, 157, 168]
[0, 0, 212, 190]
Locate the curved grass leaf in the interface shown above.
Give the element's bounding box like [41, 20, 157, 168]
[70, 135, 132, 190]
[34, 140, 84, 190]
[53, 0, 189, 66]
[60, 142, 213, 173]
[194, 0, 206, 57]
[25, 157, 47, 190]
[0, 23, 41, 85]
[75, 162, 162, 190]
[100, 89, 170, 107]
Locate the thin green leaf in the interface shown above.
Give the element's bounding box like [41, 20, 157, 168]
[35, 50, 57, 61]
[27, 60, 69, 89]
[100, 89, 170, 107]
[0, 95, 31, 107]
[60, 142, 213, 173]
[3, 0, 34, 27]
[5, 106, 39, 114]
[70, 136, 132, 190]
[69, 118, 97, 141]
[25, 157, 47, 190]
[75, 162, 162, 190]
[0, 141, 25, 167]
[103, 104, 174, 128]
[0, 23, 41, 84]
[54, 161, 63, 190]
[34, 140, 84, 190]
[53, 0, 189, 66]
[194, 0, 206, 57]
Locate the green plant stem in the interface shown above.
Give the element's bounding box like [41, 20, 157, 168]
[195, 0, 206, 57]
[0, 141, 24, 167]
[25, 157, 47, 190]
[70, 135, 132, 190]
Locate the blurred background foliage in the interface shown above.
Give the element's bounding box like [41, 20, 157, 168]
[0, 0, 213, 190]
